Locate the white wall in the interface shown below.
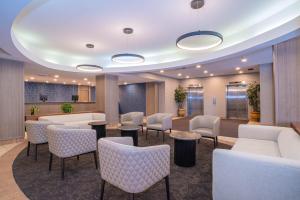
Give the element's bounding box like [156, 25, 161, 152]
[181, 73, 260, 118]
[260, 63, 274, 123]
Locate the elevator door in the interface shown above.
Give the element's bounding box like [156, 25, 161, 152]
[187, 87, 204, 117]
[226, 84, 248, 119]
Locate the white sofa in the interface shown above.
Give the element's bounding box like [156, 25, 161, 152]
[213, 124, 300, 200]
[39, 113, 106, 129]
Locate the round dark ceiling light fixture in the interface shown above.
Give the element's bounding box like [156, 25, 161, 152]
[176, 30, 223, 51]
[76, 64, 103, 72]
[86, 43, 94, 48]
[123, 28, 134, 34]
[112, 53, 145, 64]
[191, 0, 205, 9]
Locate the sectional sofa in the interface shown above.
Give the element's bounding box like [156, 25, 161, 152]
[39, 113, 106, 129]
[213, 124, 300, 200]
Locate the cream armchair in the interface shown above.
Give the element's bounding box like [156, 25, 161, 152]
[25, 120, 62, 161]
[47, 125, 97, 179]
[98, 137, 170, 200]
[146, 113, 173, 142]
[120, 112, 144, 132]
[189, 115, 221, 147]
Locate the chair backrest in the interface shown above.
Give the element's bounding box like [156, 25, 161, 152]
[194, 115, 220, 129]
[98, 138, 170, 193]
[25, 120, 58, 144]
[154, 113, 172, 123]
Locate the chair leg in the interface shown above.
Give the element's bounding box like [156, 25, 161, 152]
[100, 179, 106, 200]
[145, 128, 148, 140]
[132, 193, 135, 200]
[49, 153, 53, 171]
[157, 130, 159, 137]
[77, 155, 79, 160]
[216, 136, 218, 147]
[141, 125, 143, 133]
[165, 176, 170, 200]
[35, 144, 38, 161]
[198, 139, 200, 144]
[60, 158, 65, 180]
[26, 141, 30, 156]
[213, 138, 216, 148]
[170, 129, 172, 133]
[162, 131, 165, 143]
[93, 151, 98, 169]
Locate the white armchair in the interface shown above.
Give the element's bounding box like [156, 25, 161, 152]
[46, 125, 97, 179]
[25, 120, 62, 160]
[120, 112, 144, 132]
[98, 137, 170, 200]
[146, 113, 173, 142]
[189, 115, 220, 147]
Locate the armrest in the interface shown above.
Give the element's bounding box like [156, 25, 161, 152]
[146, 114, 156, 124]
[213, 149, 300, 200]
[189, 117, 199, 131]
[238, 124, 287, 141]
[162, 116, 172, 130]
[212, 118, 221, 136]
[101, 137, 133, 146]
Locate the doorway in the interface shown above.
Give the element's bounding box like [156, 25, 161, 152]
[226, 84, 248, 120]
[187, 87, 204, 117]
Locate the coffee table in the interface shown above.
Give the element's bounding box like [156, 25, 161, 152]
[119, 125, 140, 146]
[88, 121, 107, 140]
[169, 131, 201, 167]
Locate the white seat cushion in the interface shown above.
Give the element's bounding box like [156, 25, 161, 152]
[147, 123, 163, 130]
[278, 129, 300, 160]
[121, 121, 135, 126]
[232, 138, 281, 157]
[192, 128, 213, 137]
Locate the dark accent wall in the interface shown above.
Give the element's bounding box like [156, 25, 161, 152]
[25, 82, 96, 103]
[119, 83, 146, 114]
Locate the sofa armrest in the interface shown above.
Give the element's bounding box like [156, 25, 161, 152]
[213, 149, 300, 200]
[238, 124, 287, 141]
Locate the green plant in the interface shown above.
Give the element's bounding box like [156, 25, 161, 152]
[61, 103, 73, 113]
[30, 105, 39, 115]
[174, 86, 187, 109]
[246, 82, 260, 112]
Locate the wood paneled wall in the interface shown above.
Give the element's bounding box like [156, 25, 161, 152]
[273, 36, 300, 125]
[146, 82, 159, 115]
[0, 59, 24, 141]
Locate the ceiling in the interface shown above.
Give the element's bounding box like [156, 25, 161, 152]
[1, 0, 299, 73]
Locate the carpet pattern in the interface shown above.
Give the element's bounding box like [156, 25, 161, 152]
[13, 129, 231, 200]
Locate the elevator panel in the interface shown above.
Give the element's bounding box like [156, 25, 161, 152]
[226, 84, 248, 119]
[187, 87, 204, 117]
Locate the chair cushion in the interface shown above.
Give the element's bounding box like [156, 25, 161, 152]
[192, 128, 213, 137]
[121, 121, 135, 126]
[232, 138, 281, 157]
[147, 123, 163, 130]
[278, 129, 300, 160]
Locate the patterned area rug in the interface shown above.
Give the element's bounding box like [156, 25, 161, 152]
[13, 129, 231, 200]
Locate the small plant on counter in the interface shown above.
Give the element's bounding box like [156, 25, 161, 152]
[30, 105, 40, 116]
[174, 86, 187, 117]
[61, 103, 73, 113]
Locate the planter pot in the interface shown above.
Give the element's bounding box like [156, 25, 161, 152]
[250, 111, 260, 122]
[178, 108, 185, 117]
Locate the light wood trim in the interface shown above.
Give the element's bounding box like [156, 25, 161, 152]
[146, 82, 159, 115]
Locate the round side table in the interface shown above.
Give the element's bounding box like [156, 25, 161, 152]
[119, 125, 140, 146]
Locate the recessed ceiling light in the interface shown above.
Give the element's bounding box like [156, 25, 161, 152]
[78, 83, 81, 86]
[30, 77, 35, 80]
[124, 82, 128, 85]
[87, 81, 91, 84]
[76, 64, 103, 72]
[235, 67, 241, 71]
[203, 70, 208, 74]
[239, 71, 243, 74]
[241, 57, 247, 63]
[123, 27, 134, 34]
[242, 81, 246, 84]
[186, 75, 190, 79]
[63, 82, 66, 84]
[190, 0, 205, 9]
[72, 80, 76, 83]
[25, 79, 29, 82]
[54, 75, 59, 78]
[196, 64, 202, 69]
[91, 84, 95, 86]
[176, 31, 223, 51]
[45, 81, 49, 83]
[160, 70, 164, 73]
[84, 78, 88, 81]
[177, 73, 182, 77]
[210, 73, 214, 76]
[86, 43, 94, 48]
[53, 78, 58, 82]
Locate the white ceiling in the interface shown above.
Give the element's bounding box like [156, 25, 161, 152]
[1, 0, 299, 73]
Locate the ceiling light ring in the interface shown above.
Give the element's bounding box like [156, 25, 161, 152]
[111, 53, 145, 64]
[176, 30, 223, 51]
[76, 64, 103, 72]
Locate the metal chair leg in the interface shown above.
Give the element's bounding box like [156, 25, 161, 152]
[27, 141, 30, 156]
[77, 155, 79, 160]
[60, 158, 65, 180]
[49, 153, 53, 171]
[165, 176, 170, 200]
[35, 144, 38, 161]
[100, 179, 106, 200]
[162, 131, 165, 143]
[93, 151, 98, 169]
[145, 128, 148, 140]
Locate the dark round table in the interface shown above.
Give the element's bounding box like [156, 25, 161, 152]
[169, 131, 201, 167]
[119, 125, 140, 146]
[88, 121, 107, 140]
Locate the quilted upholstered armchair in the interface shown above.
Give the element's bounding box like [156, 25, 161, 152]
[25, 120, 62, 161]
[120, 112, 144, 132]
[189, 115, 221, 147]
[47, 125, 97, 179]
[98, 137, 170, 200]
[146, 113, 173, 142]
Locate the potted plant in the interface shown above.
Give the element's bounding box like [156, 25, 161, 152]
[174, 86, 187, 117]
[30, 105, 39, 116]
[61, 103, 73, 113]
[246, 82, 260, 122]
